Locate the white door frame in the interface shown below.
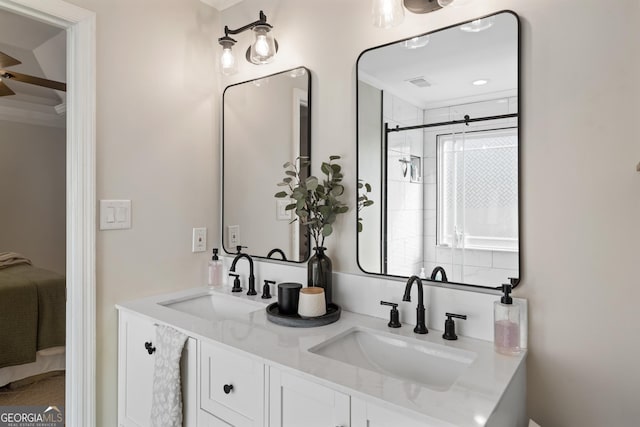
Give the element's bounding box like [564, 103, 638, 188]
[0, 1, 96, 426]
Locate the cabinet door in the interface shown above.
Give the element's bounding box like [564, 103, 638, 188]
[269, 367, 350, 427]
[118, 311, 156, 427]
[200, 341, 265, 427]
[118, 311, 197, 427]
[352, 397, 448, 427]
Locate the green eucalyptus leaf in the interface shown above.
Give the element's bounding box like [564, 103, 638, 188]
[329, 155, 341, 161]
[283, 177, 293, 183]
[318, 206, 331, 217]
[277, 182, 289, 187]
[322, 224, 333, 237]
[331, 164, 341, 173]
[365, 183, 372, 192]
[275, 191, 288, 198]
[331, 185, 344, 196]
[306, 176, 318, 190]
[321, 162, 331, 175]
[285, 203, 296, 210]
[285, 170, 297, 177]
[364, 200, 374, 207]
[357, 222, 363, 232]
[283, 161, 292, 168]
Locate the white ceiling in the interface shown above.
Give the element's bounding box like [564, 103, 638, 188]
[0, 8, 66, 127]
[359, 13, 518, 110]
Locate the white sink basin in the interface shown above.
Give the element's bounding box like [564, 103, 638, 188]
[159, 291, 264, 321]
[309, 328, 476, 391]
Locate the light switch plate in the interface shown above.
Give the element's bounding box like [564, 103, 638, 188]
[99, 200, 131, 230]
[276, 199, 292, 221]
[192, 227, 207, 252]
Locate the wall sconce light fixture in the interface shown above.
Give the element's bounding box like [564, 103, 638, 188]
[373, 0, 474, 28]
[218, 10, 278, 76]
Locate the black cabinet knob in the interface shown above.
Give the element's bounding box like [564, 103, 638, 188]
[144, 341, 156, 354]
[223, 384, 234, 394]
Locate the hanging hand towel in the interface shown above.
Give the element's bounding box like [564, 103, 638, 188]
[150, 325, 188, 427]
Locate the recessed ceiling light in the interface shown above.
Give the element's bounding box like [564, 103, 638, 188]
[402, 35, 430, 49]
[472, 79, 489, 86]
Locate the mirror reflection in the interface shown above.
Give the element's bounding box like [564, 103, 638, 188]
[223, 67, 311, 262]
[357, 12, 519, 288]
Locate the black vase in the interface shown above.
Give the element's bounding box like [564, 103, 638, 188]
[307, 246, 332, 306]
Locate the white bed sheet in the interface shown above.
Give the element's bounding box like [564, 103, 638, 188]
[0, 346, 65, 387]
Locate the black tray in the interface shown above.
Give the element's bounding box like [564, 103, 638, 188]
[266, 302, 341, 328]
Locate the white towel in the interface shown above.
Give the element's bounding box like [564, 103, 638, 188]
[150, 325, 188, 427]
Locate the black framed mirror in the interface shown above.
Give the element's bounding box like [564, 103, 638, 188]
[223, 66, 311, 262]
[356, 11, 520, 290]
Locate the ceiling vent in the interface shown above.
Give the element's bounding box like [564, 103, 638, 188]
[406, 77, 431, 88]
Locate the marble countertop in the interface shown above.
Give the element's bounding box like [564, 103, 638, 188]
[117, 285, 526, 427]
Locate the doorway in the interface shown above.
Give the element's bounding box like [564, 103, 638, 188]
[0, 0, 95, 425]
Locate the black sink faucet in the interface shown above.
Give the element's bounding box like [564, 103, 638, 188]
[430, 266, 448, 283]
[402, 275, 428, 334]
[230, 253, 256, 296]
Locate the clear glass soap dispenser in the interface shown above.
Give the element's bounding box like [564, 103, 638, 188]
[208, 248, 223, 289]
[494, 283, 521, 355]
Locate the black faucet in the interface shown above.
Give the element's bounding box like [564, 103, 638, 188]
[430, 266, 448, 283]
[402, 275, 428, 334]
[230, 253, 257, 296]
[266, 248, 287, 261]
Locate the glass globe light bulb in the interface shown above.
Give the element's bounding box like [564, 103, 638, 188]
[220, 46, 237, 75]
[250, 25, 277, 64]
[372, 0, 404, 29]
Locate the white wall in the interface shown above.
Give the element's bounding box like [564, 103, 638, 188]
[0, 120, 65, 274]
[65, 0, 220, 425]
[50, 0, 639, 425]
[220, 1, 640, 426]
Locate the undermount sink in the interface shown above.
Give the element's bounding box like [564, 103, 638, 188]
[159, 291, 264, 321]
[309, 328, 476, 392]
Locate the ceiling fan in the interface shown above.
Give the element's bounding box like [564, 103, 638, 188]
[0, 50, 66, 97]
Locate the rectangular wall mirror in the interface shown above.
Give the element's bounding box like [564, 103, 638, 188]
[357, 11, 520, 289]
[223, 67, 311, 262]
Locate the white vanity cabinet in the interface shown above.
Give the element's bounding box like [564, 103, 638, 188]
[199, 340, 265, 427]
[352, 398, 448, 427]
[269, 367, 350, 427]
[117, 310, 197, 427]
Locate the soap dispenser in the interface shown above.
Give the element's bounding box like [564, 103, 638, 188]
[494, 284, 521, 355]
[208, 248, 223, 288]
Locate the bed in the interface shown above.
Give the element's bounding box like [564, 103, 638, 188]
[0, 253, 66, 387]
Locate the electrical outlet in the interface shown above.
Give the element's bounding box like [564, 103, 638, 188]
[192, 227, 207, 252]
[228, 225, 240, 247]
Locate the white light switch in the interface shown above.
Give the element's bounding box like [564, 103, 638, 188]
[192, 227, 207, 252]
[99, 200, 131, 230]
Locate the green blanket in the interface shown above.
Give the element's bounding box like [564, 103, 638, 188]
[0, 264, 66, 368]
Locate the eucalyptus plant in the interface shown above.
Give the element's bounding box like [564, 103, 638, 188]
[357, 179, 374, 232]
[275, 156, 349, 249]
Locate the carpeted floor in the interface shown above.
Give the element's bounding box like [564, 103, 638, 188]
[0, 371, 65, 407]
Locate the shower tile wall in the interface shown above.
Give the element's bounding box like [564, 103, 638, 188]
[384, 92, 424, 276]
[422, 97, 519, 286]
